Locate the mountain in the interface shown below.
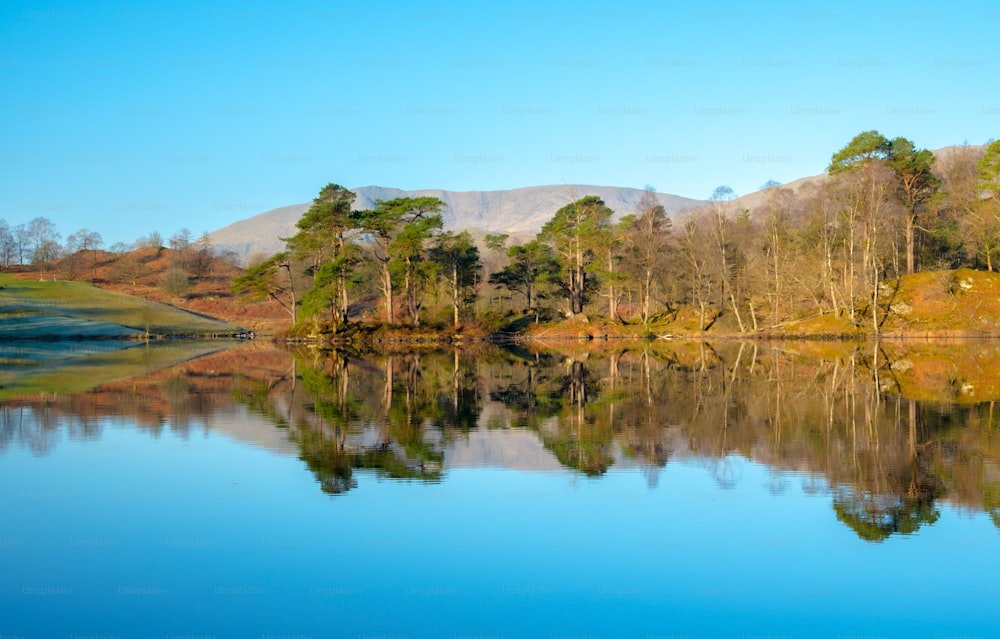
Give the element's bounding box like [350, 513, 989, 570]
[722, 173, 831, 211]
[209, 145, 980, 264]
[208, 184, 706, 264]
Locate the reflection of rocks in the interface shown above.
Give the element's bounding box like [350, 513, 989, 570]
[890, 359, 912, 372]
[883, 342, 1000, 403]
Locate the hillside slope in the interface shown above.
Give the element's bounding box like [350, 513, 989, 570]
[0, 275, 242, 339]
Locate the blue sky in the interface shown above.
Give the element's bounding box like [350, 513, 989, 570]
[2, 0, 997, 246]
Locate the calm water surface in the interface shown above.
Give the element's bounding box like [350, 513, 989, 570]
[2, 340, 1000, 638]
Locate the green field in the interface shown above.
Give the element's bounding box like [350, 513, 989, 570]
[0, 275, 240, 339]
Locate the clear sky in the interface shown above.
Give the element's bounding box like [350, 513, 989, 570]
[2, 0, 997, 246]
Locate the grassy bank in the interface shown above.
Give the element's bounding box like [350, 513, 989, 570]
[0, 275, 242, 339]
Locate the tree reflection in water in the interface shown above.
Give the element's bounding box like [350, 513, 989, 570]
[5, 339, 1000, 541]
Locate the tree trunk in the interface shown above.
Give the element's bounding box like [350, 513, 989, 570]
[607, 250, 617, 320]
[728, 291, 745, 333]
[905, 215, 915, 274]
[871, 263, 880, 335]
[338, 236, 349, 324]
[452, 262, 460, 327]
[282, 262, 297, 324]
[642, 266, 652, 326]
[381, 260, 393, 324]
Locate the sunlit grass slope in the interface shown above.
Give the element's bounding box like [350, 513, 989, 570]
[0, 275, 240, 338]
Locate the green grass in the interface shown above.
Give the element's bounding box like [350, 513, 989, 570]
[0, 275, 240, 338]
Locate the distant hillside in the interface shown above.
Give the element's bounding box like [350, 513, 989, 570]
[720, 173, 830, 213]
[209, 185, 706, 264]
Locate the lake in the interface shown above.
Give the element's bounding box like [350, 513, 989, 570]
[2, 339, 1000, 638]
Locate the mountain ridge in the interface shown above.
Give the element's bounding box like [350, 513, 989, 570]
[208, 145, 983, 264]
[208, 184, 707, 264]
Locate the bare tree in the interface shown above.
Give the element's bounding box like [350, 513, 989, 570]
[27, 217, 61, 273]
[708, 186, 747, 332]
[189, 232, 215, 279]
[755, 183, 796, 326]
[66, 228, 103, 280]
[676, 216, 715, 331]
[0, 220, 14, 270]
[936, 145, 985, 268]
[13, 223, 30, 265]
[828, 131, 897, 330]
[625, 188, 671, 326]
[110, 252, 152, 287]
[169, 228, 194, 270]
[133, 231, 163, 250]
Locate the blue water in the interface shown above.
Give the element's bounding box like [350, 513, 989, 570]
[3, 419, 998, 639]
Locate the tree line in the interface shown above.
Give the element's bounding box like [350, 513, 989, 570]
[232, 186, 482, 329]
[234, 133, 1000, 333]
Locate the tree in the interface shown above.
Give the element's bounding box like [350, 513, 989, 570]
[66, 228, 103, 280]
[429, 231, 481, 327]
[828, 130, 892, 173]
[110, 252, 152, 287]
[27, 217, 61, 272]
[931, 145, 981, 269]
[539, 195, 613, 315]
[108, 241, 130, 257]
[707, 185, 749, 331]
[159, 267, 191, 299]
[354, 196, 444, 324]
[828, 130, 896, 330]
[754, 182, 796, 325]
[231, 252, 298, 323]
[189, 232, 214, 279]
[484, 233, 508, 253]
[392, 212, 442, 326]
[60, 232, 85, 280]
[887, 137, 940, 273]
[480, 232, 510, 312]
[13, 223, 30, 265]
[169, 228, 192, 252]
[0, 220, 14, 270]
[977, 139, 1000, 195]
[287, 184, 359, 325]
[489, 239, 559, 321]
[973, 140, 1000, 271]
[169, 228, 193, 270]
[676, 216, 716, 331]
[134, 231, 163, 250]
[624, 189, 671, 326]
[595, 215, 630, 321]
[299, 246, 365, 327]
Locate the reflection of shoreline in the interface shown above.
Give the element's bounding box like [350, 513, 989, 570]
[4, 341, 1000, 540]
[0, 339, 238, 400]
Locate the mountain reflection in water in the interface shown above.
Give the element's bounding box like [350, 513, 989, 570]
[3, 339, 1000, 542]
